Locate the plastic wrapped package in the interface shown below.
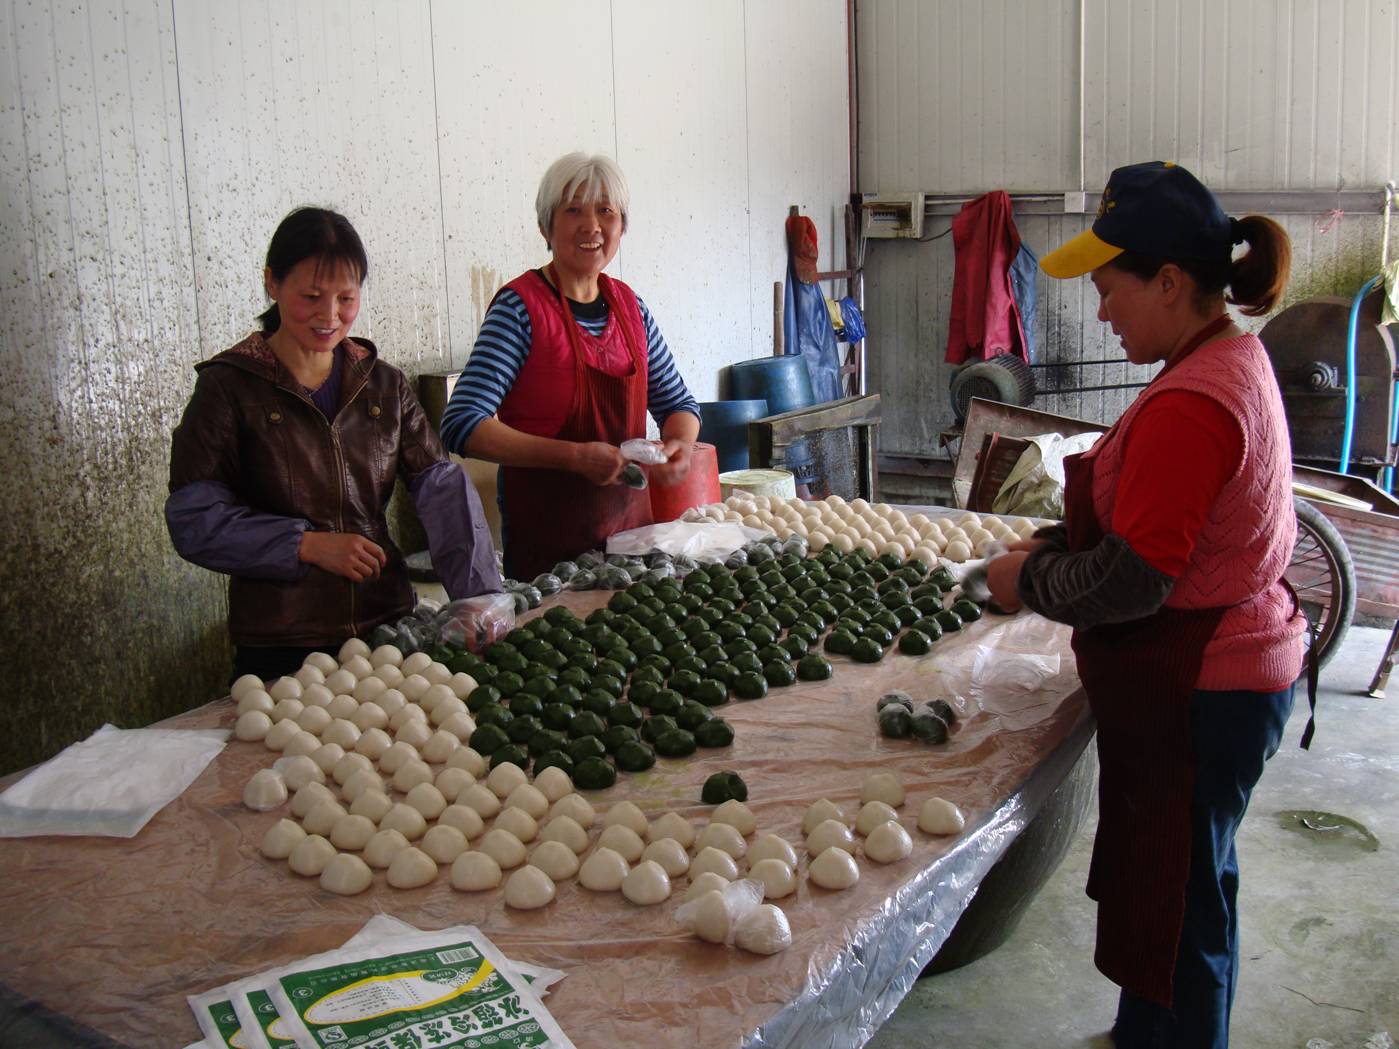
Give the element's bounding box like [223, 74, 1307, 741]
[675, 877, 766, 946]
[408, 598, 442, 622]
[186, 915, 566, 1049]
[0, 725, 229, 838]
[620, 438, 670, 466]
[0, 589, 1089, 1048]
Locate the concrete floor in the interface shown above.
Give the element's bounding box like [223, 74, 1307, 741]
[868, 624, 1399, 1049]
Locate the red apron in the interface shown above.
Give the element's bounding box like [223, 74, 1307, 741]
[1067, 315, 1231, 1006]
[501, 268, 652, 580]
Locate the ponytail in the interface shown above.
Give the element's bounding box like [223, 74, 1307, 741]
[1109, 213, 1292, 317]
[258, 302, 281, 334]
[1226, 215, 1290, 316]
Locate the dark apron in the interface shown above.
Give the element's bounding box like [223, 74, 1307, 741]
[1068, 314, 1232, 1006]
[501, 269, 652, 580]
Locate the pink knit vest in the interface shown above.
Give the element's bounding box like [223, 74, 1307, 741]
[1086, 332, 1305, 691]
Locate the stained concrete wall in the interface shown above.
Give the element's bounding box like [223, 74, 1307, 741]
[0, 0, 851, 774]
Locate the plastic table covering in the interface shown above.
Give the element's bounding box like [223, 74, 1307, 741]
[0, 594, 1092, 1049]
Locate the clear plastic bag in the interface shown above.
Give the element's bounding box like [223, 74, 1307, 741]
[969, 646, 1061, 695]
[436, 592, 517, 652]
[408, 598, 442, 621]
[620, 438, 669, 465]
[674, 877, 766, 947]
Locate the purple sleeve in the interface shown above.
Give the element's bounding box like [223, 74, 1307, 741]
[409, 460, 504, 599]
[165, 480, 311, 581]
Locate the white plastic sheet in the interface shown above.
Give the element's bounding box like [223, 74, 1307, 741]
[606, 519, 768, 562]
[0, 591, 1092, 1049]
[0, 723, 228, 838]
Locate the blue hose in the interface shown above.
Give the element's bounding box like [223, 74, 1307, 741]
[1386, 372, 1398, 493]
[1339, 274, 1383, 474]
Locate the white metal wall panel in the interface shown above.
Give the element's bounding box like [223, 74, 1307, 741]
[611, 0, 752, 403]
[744, 0, 852, 361]
[173, 0, 449, 370]
[1083, 0, 1399, 189]
[2, 0, 197, 513]
[860, 0, 1399, 195]
[857, 0, 1080, 192]
[432, 0, 617, 365]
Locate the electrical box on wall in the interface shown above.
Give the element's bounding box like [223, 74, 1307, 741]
[860, 193, 925, 239]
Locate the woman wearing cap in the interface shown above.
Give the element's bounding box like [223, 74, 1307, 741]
[986, 162, 1305, 1049]
[438, 152, 701, 579]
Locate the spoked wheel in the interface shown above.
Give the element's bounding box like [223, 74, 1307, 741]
[1286, 497, 1357, 668]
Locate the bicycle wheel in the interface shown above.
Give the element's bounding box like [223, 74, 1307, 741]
[1286, 498, 1357, 668]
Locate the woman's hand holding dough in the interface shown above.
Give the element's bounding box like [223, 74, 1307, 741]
[1004, 538, 1047, 554]
[986, 550, 1030, 611]
[571, 441, 627, 486]
[299, 531, 387, 582]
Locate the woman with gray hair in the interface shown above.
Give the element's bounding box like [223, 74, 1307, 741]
[440, 152, 701, 578]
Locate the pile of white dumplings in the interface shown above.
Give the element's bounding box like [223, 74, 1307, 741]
[232, 643, 965, 947]
[681, 495, 1047, 563]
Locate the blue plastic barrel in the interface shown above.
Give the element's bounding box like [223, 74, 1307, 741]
[729, 355, 816, 416]
[697, 399, 769, 472]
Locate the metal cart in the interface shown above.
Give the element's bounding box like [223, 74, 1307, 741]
[1289, 466, 1399, 696]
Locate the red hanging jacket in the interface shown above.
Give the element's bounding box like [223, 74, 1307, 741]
[945, 190, 1029, 364]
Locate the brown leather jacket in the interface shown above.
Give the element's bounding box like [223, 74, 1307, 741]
[169, 333, 456, 647]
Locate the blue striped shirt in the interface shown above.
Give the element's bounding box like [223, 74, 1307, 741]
[439, 284, 701, 455]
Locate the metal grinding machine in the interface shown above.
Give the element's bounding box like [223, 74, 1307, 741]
[1260, 286, 1398, 485]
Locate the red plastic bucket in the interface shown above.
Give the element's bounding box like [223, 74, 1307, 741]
[648, 442, 721, 522]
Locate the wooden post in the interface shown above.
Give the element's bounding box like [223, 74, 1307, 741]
[773, 281, 784, 357]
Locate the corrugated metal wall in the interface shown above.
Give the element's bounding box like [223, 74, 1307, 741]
[859, 0, 1081, 193]
[859, 0, 1399, 458]
[1083, 0, 1399, 190]
[0, 0, 851, 773]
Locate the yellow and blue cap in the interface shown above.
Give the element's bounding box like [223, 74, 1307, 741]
[1041, 161, 1233, 279]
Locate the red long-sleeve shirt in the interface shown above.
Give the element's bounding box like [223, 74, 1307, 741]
[1110, 390, 1244, 578]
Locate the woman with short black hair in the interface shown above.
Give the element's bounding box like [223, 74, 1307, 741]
[167, 207, 503, 681]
